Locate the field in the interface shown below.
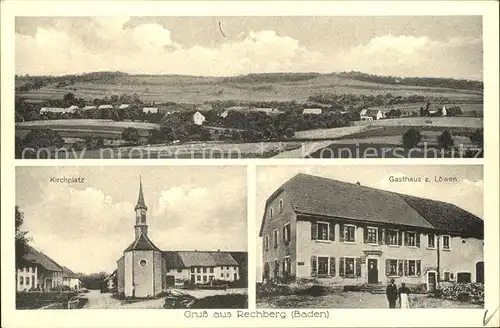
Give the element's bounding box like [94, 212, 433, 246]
[15, 119, 160, 139]
[16, 73, 483, 104]
[257, 291, 483, 309]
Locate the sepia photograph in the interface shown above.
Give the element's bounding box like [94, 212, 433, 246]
[14, 16, 483, 159]
[15, 166, 248, 309]
[256, 165, 484, 308]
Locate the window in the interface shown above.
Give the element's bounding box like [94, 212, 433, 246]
[283, 257, 291, 277]
[197, 275, 201, 282]
[210, 268, 214, 273]
[388, 260, 398, 276]
[406, 232, 416, 246]
[274, 259, 279, 277]
[457, 272, 471, 283]
[221, 273, 223, 278]
[203, 268, 207, 273]
[264, 235, 269, 251]
[450, 272, 455, 280]
[283, 223, 291, 243]
[387, 229, 399, 245]
[442, 235, 450, 250]
[345, 258, 355, 275]
[139, 259, 147, 267]
[203, 276, 207, 282]
[269, 208, 274, 219]
[367, 227, 377, 244]
[209, 276, 214, 282]
[318, 257, 329, 275]
[318, 222, 329, 241]
[279, 199, 284, 213]
[20, 276, 24, 285]
[343, 225, 356, 242]
[428, 234, 436, 248]
[190, 268, 195, 273]
[273, 230, 279, 248]
[177, 268, 182, 273]
[226, 273, 230, 278]
[408, 260, 416, 276]
[444, 272, 450, 281]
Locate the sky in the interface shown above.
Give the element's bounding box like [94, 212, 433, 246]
[15, 166, 247, 274]
[15, 16, 483, 79]
[255, 165, 483, 280]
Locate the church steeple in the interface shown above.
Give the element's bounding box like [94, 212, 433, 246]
[134, 176, 148, 239]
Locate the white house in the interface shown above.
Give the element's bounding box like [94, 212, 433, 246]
[66, 105, 79, 113]
[62, 266, 81, 290]
[81, 105, 97, 111]
[251, 108, 280, 115]
[302, 108, 323, 115]
[143, 107, 158, 114]
[119, 104, 131, 110]
[442, 105, 447, 116]
[219, 110, 230, 118]
[360, 109, 384, 120]
[193, 111, 206, 125]
[98, 104, 114, 110]
[40, 107, 69, 114]
[17, 245, 63, 291]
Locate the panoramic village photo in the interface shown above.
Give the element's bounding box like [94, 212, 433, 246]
[14, 16, 483, 159]
[256, 165, 484, 308]
[15, 166, 248, 309]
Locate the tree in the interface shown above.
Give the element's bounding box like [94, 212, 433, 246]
[469, 129, 483, 147]
[121, 127, 140, 143]
[386, 109, 402, 118]
[21, 128, 64, 158]
[402, 128, 422, 150]
[15, 206, 29, 268]
[437, 130, 454, 149]
[63, 92, 76, 103]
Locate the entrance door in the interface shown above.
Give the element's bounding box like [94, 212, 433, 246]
[367, 259, 378, 284]
[476, 262, 484, 283]
[427, 272, 437, 292]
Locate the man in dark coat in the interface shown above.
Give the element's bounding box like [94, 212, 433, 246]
[386, 278, 398, 308]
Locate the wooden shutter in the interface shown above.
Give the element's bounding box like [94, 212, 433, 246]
[416, 233, 421, 248]
[398, 231, 403, 246]
[356, 258, 361, 277]
[311, 221, 318, 240]
[416, 260, 421, 276]
[329, 257, 336, 276]
[339, 258, 345, 276]
[385, 259, 391, 276]
[363, 227, 368, 243]
[404, 232, 408, 246]
[398, 260, 403, 276]
[339, 224, 344, 242]
[329, 222, 335, 241]
[378, 228, 384, 245]
[311, 256, 317, 276]
[404, 260, 408, 276]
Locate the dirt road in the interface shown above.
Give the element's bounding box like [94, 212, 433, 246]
[83, 290, 164, 309]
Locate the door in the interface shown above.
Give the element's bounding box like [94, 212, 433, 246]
[427, 272, 436, 292]
[367, 259, 378, 284]
[166, 275, 175, 287]
[476, 262, 484, 283]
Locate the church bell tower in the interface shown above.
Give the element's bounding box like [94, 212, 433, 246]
[134, 176, 148, 239]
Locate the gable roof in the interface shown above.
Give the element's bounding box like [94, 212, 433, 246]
[22, 245, 63, 272]
[124, 233, 161, 252]
[62, 266, 78, 279]
[162, 251, 239, 268]
[260, 173, 482, 238]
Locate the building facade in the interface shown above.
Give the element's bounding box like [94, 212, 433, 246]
[260, 174, 484, 291]
[16, 245, 65, 291]
[116, 179, 246, 298]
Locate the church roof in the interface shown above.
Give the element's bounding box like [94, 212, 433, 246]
[134, 177, 147, 211]
[124, 233, 161, 252]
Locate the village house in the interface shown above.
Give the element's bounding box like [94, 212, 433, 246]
[98, 104, 114, 110]
[259, 174, 484, 291]
[116, 179, 246, 298]
[193, 111, 206, 125]
[119, 104, 131, 110]
[302, 108, 323, 115]
[62, 266, 81, 290]
[143, 107, 158, 114]
[81, 105, 97, 111]
[40, 107, 73, 114]
[17, 245, 64, 291]
[360, 109, 385, 120]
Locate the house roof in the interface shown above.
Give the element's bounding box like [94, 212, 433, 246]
[260, 173, 482, 238]
[98, 105, 114, 109]
[365, 109, 382, 117]
[119, 104, 131, 109]
[62, 266, 78, 279]
[23, 245, 63, 272]
[82, 105, 97, 110]
[124, 232, 161, 252]
[302, 108, 323, 114]
[162, 251, 239, 268]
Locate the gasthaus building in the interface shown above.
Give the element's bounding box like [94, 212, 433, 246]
[259, 173, 484, 291]
[117, 179, 246, 298]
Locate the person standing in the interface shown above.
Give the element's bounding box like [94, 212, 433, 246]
[386, 278, 398, 308]
[399, 283, 411, 308]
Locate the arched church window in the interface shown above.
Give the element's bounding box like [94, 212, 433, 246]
[139, 259, 147, 267]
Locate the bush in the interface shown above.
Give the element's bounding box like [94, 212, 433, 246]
[437, 283, 484, 304]
[437, 130, 454, 149]
[469, 129, 483, 147]
[402, 128, 422, 150]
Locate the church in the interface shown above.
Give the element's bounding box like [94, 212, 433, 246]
[116, 178, 247, 298]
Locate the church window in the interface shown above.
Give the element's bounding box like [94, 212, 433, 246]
[139, 259, 147, 267]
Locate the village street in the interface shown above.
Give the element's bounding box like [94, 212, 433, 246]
[83, 290, 165, 309]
